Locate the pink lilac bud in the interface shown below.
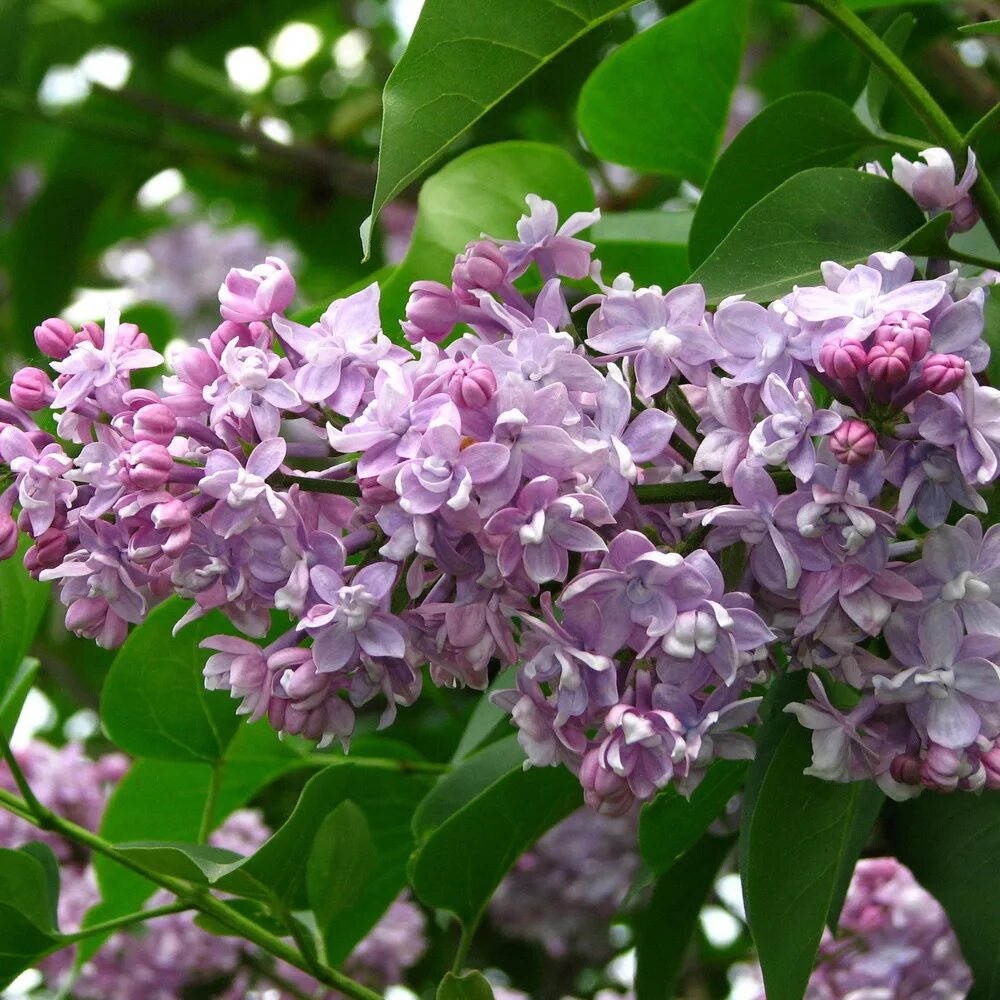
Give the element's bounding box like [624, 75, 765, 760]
[65, 597, 127, 648]
[124, 442, 172, 490]
[24, 527, 69, 573]
[171, 346, 220, 389]
[446, 359, 497, 408]
[151, 498, 191, 557]
[922, 353, 966, 395]
[890, 753, 923, 786]
[218, 256, 295, 323]
[866, 342, 911, 384]
[829, 420, 877, 466]
[819, 337, 867, 379]
[872, 310, 931, 362]
[401, 281, 460, 343]
[10, 367, 54, 410]
[132, 403, 177, 445]
[580, 748, 634, 816]
[208, 320, 254, 358]
[981, 741, 1000, 790]
[0, 512, 17, 560]
[921, 743, 963, 791]
[452, 241, 509, 295]
[33, 317, 75, 360]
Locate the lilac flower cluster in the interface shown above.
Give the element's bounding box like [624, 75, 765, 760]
[0, 741, 427, 999]
[740, 857, 971, 1000]
[489, 807, 640, 959]
[1, 147, 998, 811]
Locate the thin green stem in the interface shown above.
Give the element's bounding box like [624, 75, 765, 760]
[0, 732, 54, 828]
[0, 788, 382, 1000]
[198, 761, 223, 844]
[61, 903, 192, 943]
[634, 480, 730, 504]
[966, 102, 1000, 148]
[304, 754, 449, 774]
[806, 0, 1000, 248]
[270, 473, 362, 498]
[451, 922, 476, 975]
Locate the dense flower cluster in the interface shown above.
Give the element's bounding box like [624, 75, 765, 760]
[740, 857, 971, 1000]
[489, 807, 640, 959]
[1, 146, 999, 812]
[0, 741, 427, 999]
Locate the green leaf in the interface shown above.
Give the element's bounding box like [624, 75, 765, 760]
[100, 597, 245, 763]
[0, 846, 61, 986]
[740, 673, 885, 1000]
[307, 800, 378, 962]
[415, 736, 525, 840]
[241, 763, 431, 964]
[451, 666, 516, 763]
[0, 657, 39, 740]
[111, 842, 268, 899]
[378, 141, 594, 327]
[639, 759, 747, 876]
[87, 723, 305, 958]
[689, 92, 885, 268]
[634, 834, 734, 1000]
[959, 19, 1000, 34]
[577, 0, 747, 187]
[593, 210, 693, 290]
[365, 0, 633, 253]
[0, 546, 49, 697]
[438, 970, 497, 1000]
[410, 762, 580, 929]
[19, 842, 60, 931]
[0, 904, 58, 990]
[688, 167, 927, 303]
[886, 791, 1000, 1000]
[194, 897, 288, 938]
[860, 14, 914, 128]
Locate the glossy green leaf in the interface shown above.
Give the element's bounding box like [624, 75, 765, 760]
[959, 19, 1000, 33]
[86, 723, 306, 958]
[593, 210, 692, 289]
[19, 842, 60, 931]
[639, 759, 747, 876]
[0, 846, 62, 987]
[242, 763, 431, 964]
[861, 15, 914, 128]
[438, 970, 497, 1000]
[689, 93, 884, 268]
[415, 735, 525, 840]
[689, 168, 927, 303]
[0, 547, 49, 697]
[112, 842, 268, 899]
[886, 791, 1000, 999]
[740, 673, 885, 1000]
[378, 141, 594, 328]
[578, 0, 747, 186]
[366, 0, 633, 252]
[0, 657, 39, 740]
[451, 667, 516, 763]
[307, 800, 378, 962]
[410, 762, 580, 929]
[100, 597, 245, 763]
[635, 834, 734, 1000]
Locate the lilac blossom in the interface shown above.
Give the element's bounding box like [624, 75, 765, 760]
[892, 147, 979, 233]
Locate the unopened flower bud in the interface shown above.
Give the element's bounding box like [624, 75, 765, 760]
[133, 403, 177, 445]
[0, 512, 18, 561]
[981, 742, 1000, 790]
[10, 367, 54, 410]
[873, 310, 931, 362]
[829, 419, 877, 465]
[209, 320, 253, 358]
[867, 342, 911, 385]
[151, 497, 190, 530]
[24, 527, 69, 572]
[65, 597, 127, 648]
[819, 337, 867, 379]
[124, 442, 173, 490]
[921, 743, 963, 791]
[447, 360, 497, 408]
[452, 241, 509, 295]
[580, 749, 633, 816]
[922, 353, 965, 395]
[890, 753, 922, 786]
[219, 256, 295, 323]
[401, 281, 460, 343]
[33, 318, 75, 360]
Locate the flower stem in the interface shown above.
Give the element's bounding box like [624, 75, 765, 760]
[966, 102, 1000, 149]
[270, 473, 362, 498]
[0, 732, 55, 829]
[61, 903, 192, 943]
[806, 0, 1000, 249]
[0, 787, 383, 1000]
[198, 760, 223, 844]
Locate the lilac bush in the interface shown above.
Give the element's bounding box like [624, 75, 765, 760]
[1, 157, 998, 818]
